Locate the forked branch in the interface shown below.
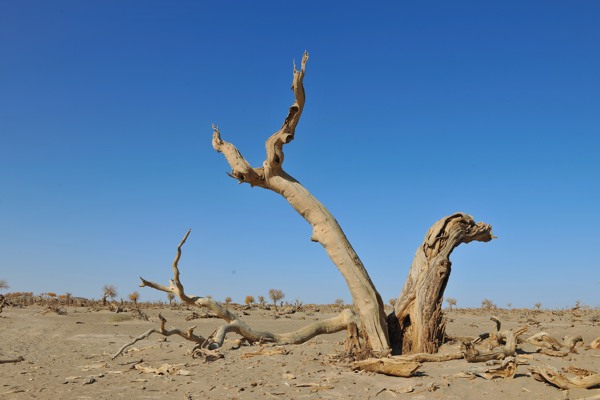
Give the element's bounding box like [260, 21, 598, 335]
[116, 230, 360, 357]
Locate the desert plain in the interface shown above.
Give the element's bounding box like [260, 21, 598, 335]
[1, 303, 599, 400]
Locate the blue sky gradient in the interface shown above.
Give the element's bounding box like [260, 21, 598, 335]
[1, 1, 599, 308]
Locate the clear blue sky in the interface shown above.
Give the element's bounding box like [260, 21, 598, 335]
[1, 1, 598, 308]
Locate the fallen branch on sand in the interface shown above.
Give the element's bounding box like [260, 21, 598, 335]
[114, 230, 360, 360]
[112, 313, 206, 359]
[462, 326, 528, 362]
[352, 359, 421, 377]
[0, 356, 25, 364]
[470, 357, 517, 380]
[530, 366, 600, 389]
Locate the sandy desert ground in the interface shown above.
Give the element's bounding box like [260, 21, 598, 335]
[1, 304, 599, 399]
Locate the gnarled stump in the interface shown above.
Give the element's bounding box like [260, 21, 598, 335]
[388, 213, 494, 354]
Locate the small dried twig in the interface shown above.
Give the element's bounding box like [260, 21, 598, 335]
[0, 356, 25, 364]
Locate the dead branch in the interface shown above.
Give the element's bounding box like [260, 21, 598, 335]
[526, 332, 583, 356]
[530, 366, 600, 389]
[240, 346, 289, 359]
[129, 230, 359, 357]
[352, 358, 421, 377]
[112, 313, 206, 359]
[391, 352, 464, 363]
[526, 332, 562, 350]
[564, 335, 584, 351]
[591, 337, 600, 349]
[0, 356, 25, 364]
[471, 357, 517, 380]
[463, 326, 527, 363]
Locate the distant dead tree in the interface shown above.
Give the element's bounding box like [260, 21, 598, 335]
[224, 297, 232, 309]
[0, 279, 8, 291]
[245, 295, 255, 306]
[446, 298, 457, 311]
[268, 289, 285, 311]
[102, 285, 117, 306]
[257, 295, 266, 308]
[126, 52, 493, 359]
[481, 299, 496, 309]
[534, 302, 542, 310]
[167, 292, 175, 305]
[128, 291, 140, 306]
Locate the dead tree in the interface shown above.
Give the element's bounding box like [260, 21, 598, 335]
[388, 213, 494, 354]
[125, 52, 493, 358]
[212, 51, 390, 354]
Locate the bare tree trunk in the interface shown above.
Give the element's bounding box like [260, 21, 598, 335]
[212, 52, 389, 354]
[388, 213, 494, 355]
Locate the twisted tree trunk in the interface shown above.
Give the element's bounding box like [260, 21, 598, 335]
[212, 52, 389, 354]
[388, 213, 494, 355]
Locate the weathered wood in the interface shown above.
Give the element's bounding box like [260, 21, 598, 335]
[112, 313, 206, 359]
[212, 52, 389, 354]
[389, 213, 494, 354]
[564, 335, 583, 351]
[472, 357, 517, 380]
[391, 352, 464, 363]
[526, 332, 562, 350]
[462, 326, 527, 363]
[124, 230, 360, 357]
[591, 337, 600, 349]
[352, 359, 421, 377]
[530, 366, 600, 389]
